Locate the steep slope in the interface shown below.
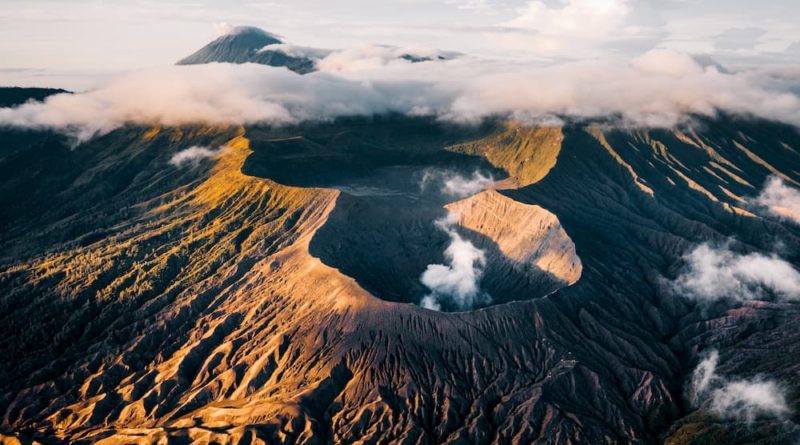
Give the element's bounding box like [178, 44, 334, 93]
[666, 300, 800, 444]
[176, 26, 315, 74]
[177, 26, 282, 65]
[448, 124, 564, 187]
[445, 189, 582, 286]
[1, 111, 799, 444]
[249, 47, 316, 74]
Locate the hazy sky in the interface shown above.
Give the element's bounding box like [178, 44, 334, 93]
[1, 0, 799, 89]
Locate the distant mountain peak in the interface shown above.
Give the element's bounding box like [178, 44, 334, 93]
[177, 25, 457, 75]
[177, 25, 282, 66]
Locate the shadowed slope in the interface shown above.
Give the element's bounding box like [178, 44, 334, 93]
[177, 27, 281, 65]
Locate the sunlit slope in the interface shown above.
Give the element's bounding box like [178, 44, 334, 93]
[448, 124, 564, 187]
[0, 114, 799, 444]
[445, 189, 581, 289]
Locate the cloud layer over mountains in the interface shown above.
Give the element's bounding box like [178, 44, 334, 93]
[755, 176, 800, 224]
[692, 350, 791, 423]
[1, 47, 800, 140]
[671, 243, 800, 303]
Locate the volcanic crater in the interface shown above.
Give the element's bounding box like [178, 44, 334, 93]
[241, 118, 582, 311]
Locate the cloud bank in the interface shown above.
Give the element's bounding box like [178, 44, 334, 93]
[0, 64, 433, 141]
[671, 244, 800, 302]
[492, 0, 670, 57]
[504, 0, 632, 52]
[692, 350, 790, 423]
[315, 44, 459, 72]
[755, 176, 800, 224]
[169, 145, 225, 167]
[1, 48, 800, 141]
[420, 216, 489, 311]
[260, 43, 333, 60]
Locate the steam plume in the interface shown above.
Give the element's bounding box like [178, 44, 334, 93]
[420, 215, 489, 311]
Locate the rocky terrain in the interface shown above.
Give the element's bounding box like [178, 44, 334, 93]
[0, 87, 799, 444]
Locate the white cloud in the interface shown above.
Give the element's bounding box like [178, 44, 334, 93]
[755, 176, 800, 224]
[692, 350, 720, 396]
[420, 169, 496, 198]
[259, 43, 333, 60]
[213, 23, 281, 39]
[671, 244, 800, 302]
[442, 171, 495, 197]
[710, 380, 790, 423]
[0, 63, 441, 141]
[420, 215, 489, 311]
[169, 145, 225, 167]
[493, 0, 669, 56]
[692, 350, 791, 424]
[2, 50, 800, 141]
[441, 54, 800, 127]
[213, 22, 236, 36]
[0, 65, 293, 141]
[507, 0, 631, 40]
[630, 48, 706, 77]
[315, 44, 459, 73]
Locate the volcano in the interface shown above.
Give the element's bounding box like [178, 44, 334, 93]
[177, 26, 316, 74]
[178, 26, 282, 64]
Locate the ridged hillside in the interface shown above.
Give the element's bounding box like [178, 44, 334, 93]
[1, 112, 799, 444]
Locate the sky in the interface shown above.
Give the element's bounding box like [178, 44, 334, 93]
[1, 0, 799, 89]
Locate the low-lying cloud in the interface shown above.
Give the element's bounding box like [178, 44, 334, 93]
[169, 145, 225, 167]
[755, 176, 800, 224]
[1, 48, 800, 141]
[259, 43, 333, 60]
[0, 63, 439, 141]
[692, 350, 791, 423]
[420, 215, 489, 311]
[420, 169, 496, 198]
[710, 380, 791, 423]
[315, 44, 459, 73]
[442, 172, 495, 198]
[671, 243, 800, 302]
[692, 349, 720, 396]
